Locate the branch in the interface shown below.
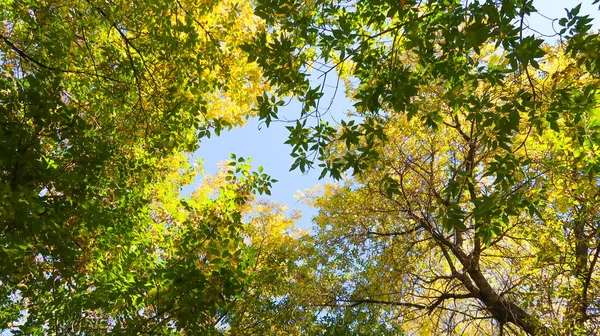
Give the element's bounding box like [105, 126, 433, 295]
[582, 238, 600, 318]
[334, 298, 426, 310]
[518, 0, 538, 101]
[0, 34, 124, 82]
[364, 226, 421, 238]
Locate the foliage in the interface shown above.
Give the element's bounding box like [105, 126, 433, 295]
[240, 2, 600, 332]
[219, 200, 308, 335]
[261, 45, 600, 335]
[0, 150, 285, 335]
[247, 0, 600, 179]
[0, 0, 282, 334]
[3, 0, 600, 335]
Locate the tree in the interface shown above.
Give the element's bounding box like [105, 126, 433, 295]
[260, 45, 600, 334]
[19, 159, 282, 335]
[218, 199, 308, 335]
[0, 0, 282, 333]
[238, 1, 600, 333]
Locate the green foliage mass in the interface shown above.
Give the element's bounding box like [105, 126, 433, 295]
[0, 0, 276, 333]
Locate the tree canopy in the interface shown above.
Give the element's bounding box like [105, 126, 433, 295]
[286, 45, 600, 334]
[1, 0, 281, 333]
[2, 0, 600, 335]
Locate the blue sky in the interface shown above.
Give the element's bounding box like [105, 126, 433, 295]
[184, 0, 600, 231]
[182, 78, 351, 229]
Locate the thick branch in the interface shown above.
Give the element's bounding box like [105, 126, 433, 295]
[418, 216, 551, 335]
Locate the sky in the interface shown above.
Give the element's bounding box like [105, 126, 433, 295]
[183, 0, 600, 231]
[182, 84, 349, 229]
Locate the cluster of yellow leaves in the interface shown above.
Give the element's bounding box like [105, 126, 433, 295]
[190, 0, 269, 123]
